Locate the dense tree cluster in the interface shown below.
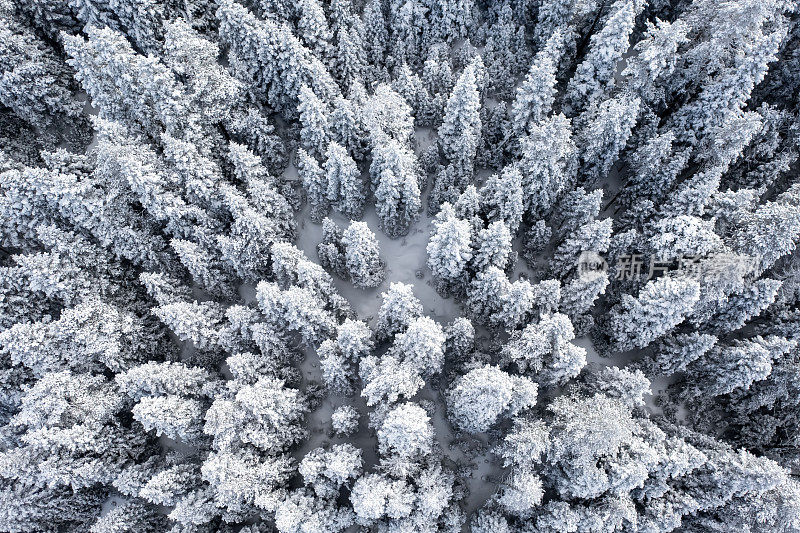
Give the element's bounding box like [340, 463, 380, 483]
[1, 0, 800, 530]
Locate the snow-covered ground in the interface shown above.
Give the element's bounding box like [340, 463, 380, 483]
[282, 127, 513, 522]
[295, 201, 463, 327]
[275, 120, 666, 526]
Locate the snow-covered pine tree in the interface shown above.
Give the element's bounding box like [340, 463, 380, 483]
[564, 0, 646, 114]
[479, 167, 524, 234]
[516, 113, 577, 218]
[217, 0, 338, 117]
[608, 276, 701, 352]
[0, 15, 86, 146]
[297, 0, 332, 60]
[298, 85, 331, 159]
[370, 136, 421, 238]
[374, 283, 423, 343]
[342, 221, 384, 288]
[298, 148, 329, 222]
[511, 30, 564, 136]
[473, 221, 513, 272]
[427, 203, 473, 292]
[325, 141, 365, 219]
[447, 365, 537, 433]
[482, 2, 530, 98]
[438, 61, 481, 178]
[575, 94, 640, 186]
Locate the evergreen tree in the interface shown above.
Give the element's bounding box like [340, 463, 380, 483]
[608, 276, 701, 351]
[576, 94, 641, 186]
[162, 19, 245, 136]
[3, 370, 147, 491]
[204, 375, 308, 453]
[622, 18, 689, 107]
[217, 0, 338, 116]
[330, 95, 368, 160]
[332, 21, 367, 90]
[349, 472, 412, 523]
[479, 167, 524, 234]
[511, 30, 564, 135]
[668, 0, 790, 148]
[377, 402, 434, 458]
[438, 62, 481, 177]
[0, 298, 148, 376]
[170, 239, 237, 300]
[370, 137, 421, 238]
[154, 300, 225, 351]
[297, 0, 332, 59]
[427, 203, 473, 290]
[298, 148, 329, 222]
[1, 165, 174, 271]
[274, 488, 355, 532]
[686, 336, 796, 400]
[445, 317, 475, 361]
[89, 500, 167, 532]
[363, 84, 414, 143]
[319, 339, 354, 395]
[447, 364, 537, 433]
[466, 266, 509, 324]
[620, 130, 689, 219]
[387, 0, 430, 69]
[427, 0, 474, 42]
[225, 108, 288, 175]
[325, 141, 365, 219]
[482, 3, 530, 98]
[555, 187, 603, 236]
[362, 0, 389, 81]
[391, 316, 446, 376]
[550, 218, 613, 278]
[376, 282, 423, 341]
[476, 101, 512, 170]
[342, 221, 385, 288]
[132, 394, 206, 442]
[359, 353, 424, 406]
[473, 221, 513, 272]
[649, 215, 723, 259]
[639, 332, 718, 377]
[565, 0, 646, 114]
[331, 405, 359, 435]
[731, 184, 800, 275]
[498, 469, 544, 517]
[422, 43, 455, 98]
[70, 0, 165, 53]
[533, 0, 603, 50]
[299, 444, 363, 498]
[703, 278, 781, 334]
[0, 16, 85, 145]
[502, 312, 587, 386]
[392, 62, 428, 125]
[517, 113, 577, 217]
[64, 26, 186, 138]
[298, 85, 331, 159]
[429, 163, 467, 214]
[560, 270, 608, 326]
[317, 217, 348, 279]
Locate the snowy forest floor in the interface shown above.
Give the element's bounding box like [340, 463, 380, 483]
[284, 128, 498, 518]
[232, 128, 669, 521]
